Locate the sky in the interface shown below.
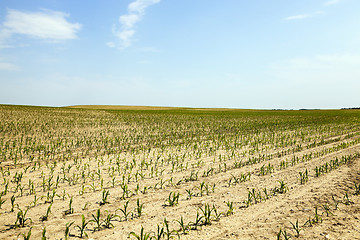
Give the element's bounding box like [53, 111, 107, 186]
[0, 0, 359, 109]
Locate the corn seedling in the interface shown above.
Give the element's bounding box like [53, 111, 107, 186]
[136, 198, 144, 218]
[41, 227, 46, 240]
[75, 214, 90, 238]
[212, 205, 222, 221]
[299, 169, 308, 184]
[90, 209, 102, 232]
[305, 207, 322, 226]
[21, 227, 32, 240]
[154, 224, 164, 240]
[15, 207, 32, 228]
[0, 195, 5, 209]
[290, 219, 302, 237]
[102, 210, 119, 228]
[190, 212, 204, 230]
[64, 197, 74, 215]
[163, 218, 176, 240]
[354, 182, 360, 195]
[100, 189, 110, 205]
[64, 221, 74, 240]
[40, 203, 52, 221]
[165, 191, 180, 207]
[322, 204, 333, 217]
[11, 195, 16, 212]
[176, 216, 190, 235]
[186, 189, 195, 200]
[225, 201, 235, 216]
[282, 229, 292, 240]
[342, 191, 354, 205]
[199, 203, 213, 225]
[117, 200, 132, 221]
[274, 180, 288, 194]
[129, 226, 153, 240]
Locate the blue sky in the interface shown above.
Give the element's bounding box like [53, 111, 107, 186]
[0, 0, 359, 109]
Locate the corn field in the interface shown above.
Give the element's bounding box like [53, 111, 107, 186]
[0, 104, 359, 239]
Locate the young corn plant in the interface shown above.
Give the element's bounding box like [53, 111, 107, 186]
[212, 205, 222, 221]
[64, 197, 74, 215]
[0, 195, 5, 209]
[273, 180, 288, 194]
[40, 203, 52, 221]
[135, 198, 144, 218]
[165, 191, 180, 207]
[305, 207, 322, 226]
[186, 189, 195, 200]
[163, 218, 177, 240]
[290, 219, 302, 237]
[64, 221, 74, 240]
[75, 214, 90, 238]
[342, 192, 354, 205]
[322, 204, 333, 217]
[154, 224, 164, 240]
[21, 227, 32, 240]
[354, 182, 360, 195]
[102, 210, 119, 229]
[199, 203, 213, 225]
[15, 207, 32, 228]
[225, 201, 235, 216]
[129, 226, 153, 240]
[11, 195, 17, 212]
[41, 227, 46, 240]
[99, 189, 110, 205]
[90, 209, 102, 232]
[299, 169, 308, 185]
[176, 216, 190, 235]
[190, 212, 204, 230]
[117, 200, 132, 221]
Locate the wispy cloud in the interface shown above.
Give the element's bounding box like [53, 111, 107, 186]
[0, 62, 19, 71]
[285, 11, 324, 21]
[0, 9, 81, 48]
[108, 0, 160, 49]
[324, 0, 342, 6]
[285, 14, 310, 20]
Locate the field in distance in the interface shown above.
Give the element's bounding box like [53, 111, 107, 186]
[0, 104, 359, 239]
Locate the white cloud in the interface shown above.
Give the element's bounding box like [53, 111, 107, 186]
[285, 14, 310, 20]
[324, 0, 342, 6]
[0, 62, 19, 71]
[109, 0, 160, 49]
[0, 8, 81, 47]
[285, 11, 324, 21]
